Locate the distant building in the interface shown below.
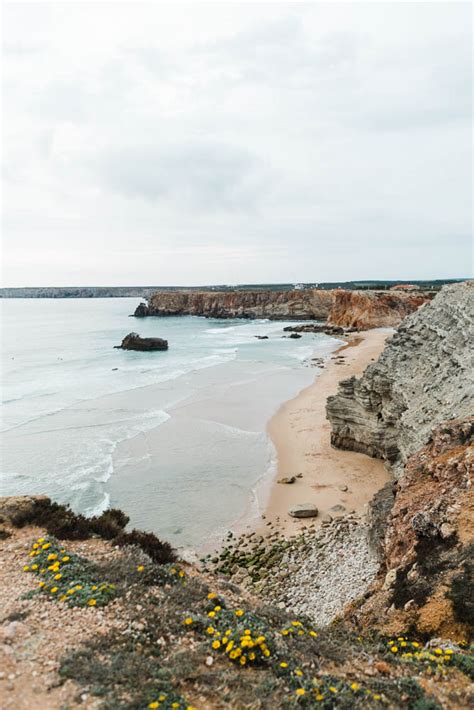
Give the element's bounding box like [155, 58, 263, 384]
[293, 283, 304, 290]
[390, 284, 419, 291]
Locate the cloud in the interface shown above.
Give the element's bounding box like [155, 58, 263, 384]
[2, 2, 472, 286]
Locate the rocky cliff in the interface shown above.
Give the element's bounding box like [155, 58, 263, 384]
[136, 288, 432, 329]
[327, 281, 473, 469]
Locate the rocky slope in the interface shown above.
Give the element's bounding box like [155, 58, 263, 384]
[326, 281, 473, 469]
[135, 288, 432, 329]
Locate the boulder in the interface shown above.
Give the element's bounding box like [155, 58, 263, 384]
[289, 503, 318, 518]
[277, 476, 296, 485]
[115, 332, 168, 351]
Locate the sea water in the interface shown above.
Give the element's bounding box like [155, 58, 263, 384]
[1, 298, 340, 547]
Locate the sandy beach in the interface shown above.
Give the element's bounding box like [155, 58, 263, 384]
[251, 328, 392, 536]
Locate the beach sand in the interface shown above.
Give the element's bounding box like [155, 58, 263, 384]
[248, 329, 392, 536]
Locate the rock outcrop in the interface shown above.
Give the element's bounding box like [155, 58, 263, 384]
[134, 288, 433, 330]
[327, 281, 473, 471]
[349, 417, 473, 639]
[115, 332, 168, 351]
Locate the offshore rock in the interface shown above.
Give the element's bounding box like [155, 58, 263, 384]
[327, 281, 473, 470]
[133, 302, 149, 317]
[115, 332, 168, 351]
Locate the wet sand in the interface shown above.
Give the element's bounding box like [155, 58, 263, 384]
[249, 329, 392, 536]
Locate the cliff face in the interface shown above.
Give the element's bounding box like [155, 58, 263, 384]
[327, 281, 473, 468]
[137, 288, 432, 329]
[329, 290, 433, 329]
[349, 417, 473, 639]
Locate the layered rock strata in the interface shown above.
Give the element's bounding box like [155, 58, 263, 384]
[134, 289, 433, 330]
[327, 281, 473, 470]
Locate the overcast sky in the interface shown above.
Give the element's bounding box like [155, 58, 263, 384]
[2, 1, 472, 286]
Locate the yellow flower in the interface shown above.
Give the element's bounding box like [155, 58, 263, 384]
[54, 573, 62, 581]
[42, 543, 51, 549]
[149, 703, 159, 709]
[315, 694, 324, 701]
[47, 553, 57, 561]
[329, 687, 338, 693]
[226, 641, 234, 652]
[137, 565, 144, 572]
[208, 611, 216, 618]
[235, 609, 244, 617]
[445, 649, 454, 655]
[23, 565, 30, 572]
[59, 595, 67, 602]
[87, 599, 97, 606]
[249, 652, 256, 660]
[32, 543, 39, 550]
[263, 649, 270, 657]
[309, 630, 317, 637]
[172, 704, 179, 709]
[291, 620, 302, 627]
[206, 627, 215, 635]
[390, 646, 398, 653]
[222, 636, 228, 644]
[434, 648, 443, 655]
[214, 605, 221, 612]
[31, 564, 38, 570]
[351, 683, 360, 691]
[75, 585, 83, 590]
[373, 694, 381, 701]
[50, 587, 58, 593]
[62, 556, 70, 562]
[212, 640, 221, 649]
[281, 629, 289, 636]
[280, 662, 288, 668]
[38, 581, 45, 588]
[294, 669, 303, 677]
[183, 617, 193, 625]
[295, 688, 305, 696]
[178, 570, 185, 577]
[38, 537, 45, 543]
[207, 592, 217, 599]
[91, 585, 98, 591]
[240, 656, 246, 665]
[412, 642, 419, 648]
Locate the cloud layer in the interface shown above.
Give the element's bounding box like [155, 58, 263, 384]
[2, 2, 472, 285]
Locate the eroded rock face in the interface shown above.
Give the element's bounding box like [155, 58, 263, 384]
[115, 332, 168, 351]
[349, 418, 474, 639]
[327, 281, 474, 470]
[329, 290, 433, 329]
[134, 289, 432, 329]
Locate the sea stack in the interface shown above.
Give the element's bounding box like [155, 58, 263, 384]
[115, 332, 168, 351]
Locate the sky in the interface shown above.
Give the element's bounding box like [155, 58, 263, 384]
[2, 1, 472, 286]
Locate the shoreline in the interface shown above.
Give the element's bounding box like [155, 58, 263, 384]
[236, 328, 392, 538]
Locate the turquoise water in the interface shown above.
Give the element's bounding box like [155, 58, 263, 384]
[1, 298, 340, 547]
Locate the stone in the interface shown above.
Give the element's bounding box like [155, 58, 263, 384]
[338, 485, 348, 492]
[133, 302, 149, 317]
[382, 569, 397, 591]
[115, 332, 168, 351]
[329, 504, 346, 513]
[277, 476, 296, 484]
[440, 522, 456, 539]
[289, 503, 318, 518]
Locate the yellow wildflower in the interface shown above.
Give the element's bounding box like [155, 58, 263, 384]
[208, 611, 216, 618]
[351, 683, 360, 691]
[206, 626, 215, 635]
[235, 609, 244, 617]
[329, 687, 338, 693]
[31, 564, 38, 570]
[240, 656, 246, 665]
[212, 640, 221, 650]
[38, 581, 45, 588]
[32, 543, 39, 550]
[172, 704, 179, 709]
[412, 641, 419, 648]
[207, 592, 217, 599]
[50, 587, 58, 593]
[315, 694, 324, 701]
[91, 585, 97, 591]
[249, 652, 256, 660]
[390, 646, 398, 653]
[295, 688, 305, 696]
[62, 556, 70, 562]
[183, 617, 193, 625]
[137, 565, 144, 572]
[214, 605, 221, 612]
[294, 669, 303, 677]
[47, 553, 57, 561]
[178, 570, 185, 577]
[280, 662, 288, 668]
[149, 704, 159, 709]
[23, 565, 29, 572]
[373, 694, 381, 701]
[445, 649, 453, 655]
[75, 585, 83, 590]
[54, 573, 62, 581]
[42, 543, 51, 549]
[87, 599, 97, 606]
[434, 648, 443, 655]
[38, 537, 45, 543]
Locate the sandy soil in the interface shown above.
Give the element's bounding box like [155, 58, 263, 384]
[251, 329, 392, 536]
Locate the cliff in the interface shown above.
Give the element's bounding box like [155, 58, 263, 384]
[136, 288, 433, 329]
[326, 281, 473, 639]
[327, 281, 473, 468]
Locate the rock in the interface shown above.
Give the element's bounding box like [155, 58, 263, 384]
[255, 335, 269, 340]
[338, 485, 348, 492]
[133, 302, 149, 317]
[284, 324, 346, 335]
[440, 522, 456, 539]
[382, 569, 397, 590]
[288, 332, 302, 339]
[289, 503, 318, 518]
[321, 514, 333, 523]
[277, 476, 296, 484]
[115, 332, 168, 351]
[329, 504, 346, 513]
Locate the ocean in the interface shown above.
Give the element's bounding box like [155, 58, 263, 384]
[1, 298, 341, 548]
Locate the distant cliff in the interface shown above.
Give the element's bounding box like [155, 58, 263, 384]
[135, 288, 433, 329]
[326, 281, 473, 468]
